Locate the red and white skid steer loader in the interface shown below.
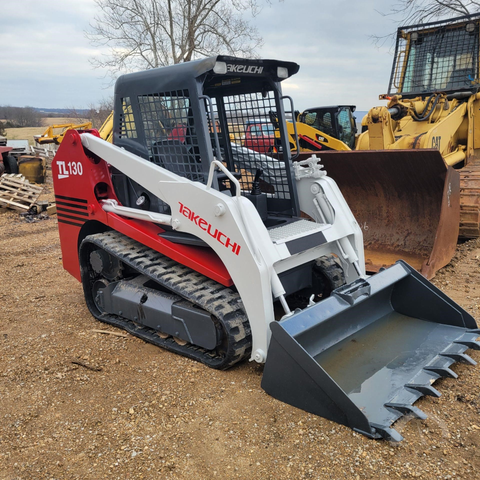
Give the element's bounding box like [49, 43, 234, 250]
[53, 56, 479, 441]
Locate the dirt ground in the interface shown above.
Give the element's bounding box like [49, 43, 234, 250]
[1, 179, 480, 480]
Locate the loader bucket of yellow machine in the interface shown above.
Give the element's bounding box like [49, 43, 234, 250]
[261, 261, 479, 441]
[296, 149, 460, 279]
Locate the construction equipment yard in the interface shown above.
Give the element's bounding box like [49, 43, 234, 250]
[5, 14, 480, 477]
[1, 177, 480, 479]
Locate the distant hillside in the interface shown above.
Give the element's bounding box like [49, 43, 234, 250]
[34, 107, 90, 116]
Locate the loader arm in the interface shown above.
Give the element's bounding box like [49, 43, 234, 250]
[81, 133, 281, 362]
[98, 111, 114, 143]
[356, 100, 468, 163]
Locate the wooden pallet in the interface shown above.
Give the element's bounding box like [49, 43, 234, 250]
[0, 174, 44, 212]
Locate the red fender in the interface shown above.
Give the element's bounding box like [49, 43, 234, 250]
[52, 130, 233, 286]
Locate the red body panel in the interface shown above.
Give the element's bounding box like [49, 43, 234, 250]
[52, 130, 233, 286]
[0, 146, 13, 155]
[0, 145, 13, 174]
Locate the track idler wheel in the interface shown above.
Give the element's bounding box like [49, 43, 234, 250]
[89, 249, 122, 280]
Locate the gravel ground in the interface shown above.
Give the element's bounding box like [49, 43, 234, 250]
[1, 181, 480, 480]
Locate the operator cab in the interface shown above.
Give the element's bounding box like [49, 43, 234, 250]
[299, 106, 357, 149]
[111, 55, 301, 225]
[388, 15, 480, 98]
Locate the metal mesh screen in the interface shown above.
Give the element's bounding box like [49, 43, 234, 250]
[212, 92, 291, 201]
[119, 97, 137, 139]
[137, 90, 204, 182]
[389, 19, 479, 95]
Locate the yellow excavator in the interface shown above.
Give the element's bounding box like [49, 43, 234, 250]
[293, 13, 480, 279]
[34, 112, 114, 145]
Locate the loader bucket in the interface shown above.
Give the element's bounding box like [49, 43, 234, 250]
[262, 261, 479, 441]
[295, 150, 460, 279]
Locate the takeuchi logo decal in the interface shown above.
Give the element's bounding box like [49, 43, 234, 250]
[178, 202, 241, 256]
[226, 64, 263, 75]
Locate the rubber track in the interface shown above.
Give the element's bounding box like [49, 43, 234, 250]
[81, 231, 252, 369]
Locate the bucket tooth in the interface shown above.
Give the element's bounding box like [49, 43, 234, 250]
[370, 424, 404, 442]
[439, 352, 477, 365]
[385, 403, 427, 420]
[424, 365, 458, 378]
[405, 384, 442, 398]
[454, 340, 480, 350]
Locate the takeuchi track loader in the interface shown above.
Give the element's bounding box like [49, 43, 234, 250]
[52, 56, 479, 441]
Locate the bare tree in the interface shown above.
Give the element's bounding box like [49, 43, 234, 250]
[381, 0, 480, 26]
[373, 1, 480, 46]
[0, 106, 43, 128]
[86, 0, 267, 77]
[66, 98, 114, 130]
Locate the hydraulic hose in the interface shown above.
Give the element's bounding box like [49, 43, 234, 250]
[412, 94, 441, 122]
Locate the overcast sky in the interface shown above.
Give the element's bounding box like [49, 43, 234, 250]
[1, 0, 399, 112]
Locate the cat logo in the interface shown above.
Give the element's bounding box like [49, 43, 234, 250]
[431, 136, 441, 149]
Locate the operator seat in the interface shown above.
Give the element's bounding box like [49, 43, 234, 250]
[446, 67, 475, 90]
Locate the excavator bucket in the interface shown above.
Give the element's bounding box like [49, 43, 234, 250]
[262, 261, 479, 441]
[296, 149, 460, 279]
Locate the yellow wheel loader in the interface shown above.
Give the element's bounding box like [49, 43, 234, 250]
[51, 55, 479, 441]
[293, 13, 480, 279]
